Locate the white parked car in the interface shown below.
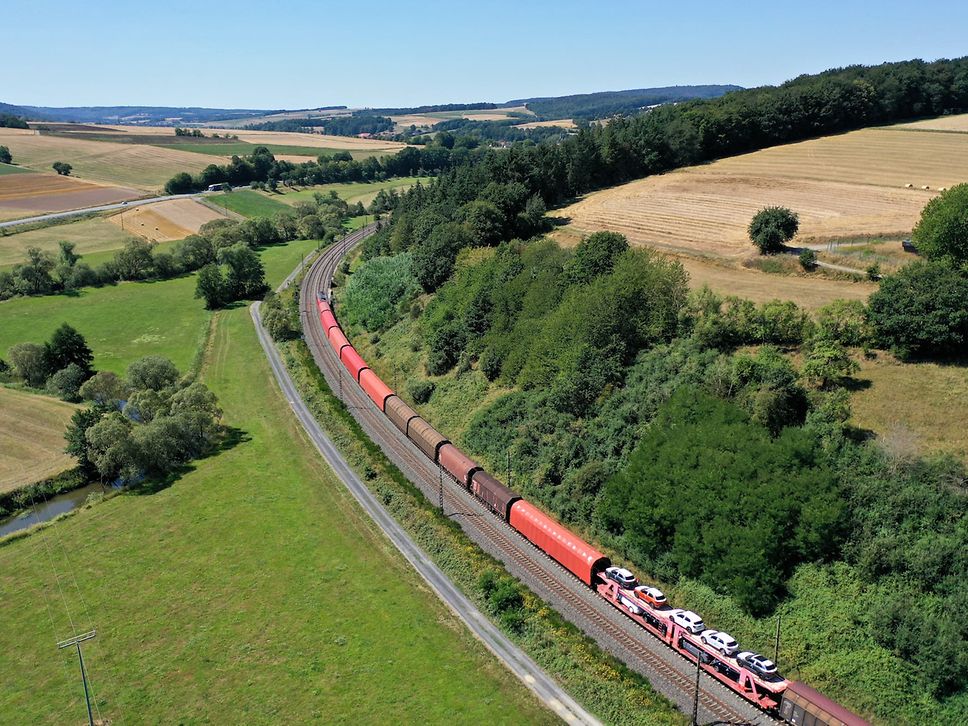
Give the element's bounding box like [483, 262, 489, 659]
[736, 651, 778, 678]
[701, 630, 739, 656]
[669, 609, 705, 635]
[604, 566, 638, 589]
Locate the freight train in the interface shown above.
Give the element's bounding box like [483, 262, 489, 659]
[314, 294, 869, 726]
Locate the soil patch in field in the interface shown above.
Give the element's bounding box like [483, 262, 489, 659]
[0, 387, 79, 492]
[108, 198, 229, 241]
[0, 173, 141, 220]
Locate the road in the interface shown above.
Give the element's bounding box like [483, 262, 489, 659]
[298, 228, 775, 724]
[250, 245, 600, 725]
[0, 187, 245, 229]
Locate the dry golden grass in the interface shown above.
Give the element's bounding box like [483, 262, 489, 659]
[0, 387, 79, 492]
[515, 119, 577, 129]
[851, 355, 968, 462]
[204, 128, 404, 151]
[556, 172, 930, 258]
[889, 112, 968, 133]
[0, 128, 216, 191]
[0, 216, 136, 268]
[553, 122, 968, 307]
[107, 198, 229, 242]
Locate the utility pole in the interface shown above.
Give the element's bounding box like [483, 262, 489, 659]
[57, 630, 96, 726]
[691, 653, 701, 726]
[774, 614, 781, 668]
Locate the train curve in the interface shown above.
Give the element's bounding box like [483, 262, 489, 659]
[296, 226, 778, 725]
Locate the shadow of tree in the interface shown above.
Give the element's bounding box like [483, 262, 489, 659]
[130, 426, 251, 495]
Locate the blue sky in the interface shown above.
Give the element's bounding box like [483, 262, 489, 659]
[4, 0, 966, 108]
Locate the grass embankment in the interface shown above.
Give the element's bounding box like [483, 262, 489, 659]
[0, 238, 324, 374]
[207, 190, 291, 218]
[277, 336, 684, 726]
[0, 162, 30, 176]
[0, 387, 79, 492]
[0, 307, 555, 724]
[851, 354, 968, 462]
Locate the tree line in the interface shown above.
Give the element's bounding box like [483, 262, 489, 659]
[163, 145, 454, 195]
[0, 190, 361, 303]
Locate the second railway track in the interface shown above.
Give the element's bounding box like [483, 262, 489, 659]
[295, 225, 777, 725]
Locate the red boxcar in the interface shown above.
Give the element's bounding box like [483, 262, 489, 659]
[316, 298, 330, 315]
[320, 309, 339, 334]
[471, 470, 520, 520]
[359, 369, 394, 411]
[328, 327, 350, 355]
[385, 395, 419, 436]
[407, 417, 449, 461]
[780, 681, 870, 726]
[340, 346, 369, 382]
[438, 444, 482, 489]
[509, 500, 610, 586]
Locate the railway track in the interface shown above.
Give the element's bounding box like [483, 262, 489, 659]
[296, 226, 777, 725]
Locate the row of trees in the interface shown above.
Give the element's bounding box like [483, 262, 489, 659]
[1, 191, 358, 302]
[243, 113, 393, 136]
[0, 113, 29, 129]
[163, 144, 452, 195]
[65, 356, 222, 482]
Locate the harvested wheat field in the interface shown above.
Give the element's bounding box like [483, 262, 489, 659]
[515, 118, 577, 129]
[557, 124, 968, 261]
[108, 198, 229, 241]
[206, 128, 405, 153]
[677, 256, 876, 309]
[0, 387, 79, 493]
[889, 112, 968, 133]
[0, 216, 136, 268]
[0, 128, 217, 190]
[0, 172, 141, 221]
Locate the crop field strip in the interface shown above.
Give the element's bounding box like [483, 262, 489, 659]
[0, 173, 142, 221]
[300, 232, 776, 725]
[0, 387, 79, 492]
[0, 215, 136, 269]
[0, 129, 218, 191]
[105, 198, 228, 242]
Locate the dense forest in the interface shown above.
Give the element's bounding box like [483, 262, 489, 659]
[512, 84, 741, 120]
[243, 113, 394, 136]
[336, 57, 968, 724]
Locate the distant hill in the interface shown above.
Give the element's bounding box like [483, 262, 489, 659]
[0, 85, 741, 127]
[509, 85, 743, 120]
[0, 103, 284, 125]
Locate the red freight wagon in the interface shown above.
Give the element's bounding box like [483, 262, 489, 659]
[328, 327, 350, 355]
[359, 369, 394, 410]
[385, 395, 419, 435]
[438, 444, 481, 489]
[316, 298, 330, 315]
[340, 346, 369, 382]
[407, 417, 449, 461]
[320, 310, 339, 334]
[509, 500, 610, 586]
[780, 681, 870, 726]
[470, 470, 520, 520]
